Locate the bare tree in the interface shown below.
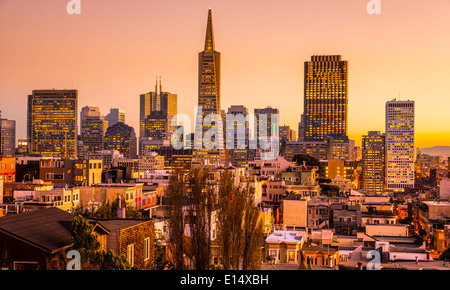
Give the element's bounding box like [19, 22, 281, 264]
[186, 166, 214, 270]
[163, 168, 187, 270]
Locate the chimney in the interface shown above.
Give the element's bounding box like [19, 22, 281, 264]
[117, 194, 126, 219]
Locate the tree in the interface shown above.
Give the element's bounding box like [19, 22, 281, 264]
[163, 168, 187, 270]
[292, 154, 324, 175]
[439, 247, 450, 260]
[154, 229, 169, 270]
[74, 196, 142, 219]
[68, 215, 134, 270]
[186, 166, 214, 270]
[216, 171, 264, 270]
[216, 170, 245, 270]
[242, 187, 264, 270]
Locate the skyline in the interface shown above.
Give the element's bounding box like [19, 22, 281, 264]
[1, 0, 450, 149]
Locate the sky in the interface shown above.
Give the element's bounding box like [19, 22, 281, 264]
[1, 0, 450, 149]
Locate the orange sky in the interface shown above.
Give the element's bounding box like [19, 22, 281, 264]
[1, 0, 450, 149]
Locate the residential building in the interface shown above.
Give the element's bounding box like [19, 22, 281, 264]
[0, 208, 108, 270]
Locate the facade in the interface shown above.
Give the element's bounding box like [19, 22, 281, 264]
[27, 89, 78, 159]
[88, 218, 155, 270]
[385, 100, 415, 191]
[0, 116, 16, 158]
[39, 158, 65, 185]
[64, 158, 103, 186]
[282, 195, 309, 228]
[362, 131, 386, 194]
[104, 122, 137, 158]
[303, 55, 348, 141]
[138, 152, 165, 173]
[192, 9, 226, 165]
[80, 106, 108, 156]
[144, 111, 167, 140]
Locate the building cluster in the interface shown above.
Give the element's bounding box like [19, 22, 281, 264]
[0, 9, 449, 270]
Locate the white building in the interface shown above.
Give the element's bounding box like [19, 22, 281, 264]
[385, 100, 415, 191]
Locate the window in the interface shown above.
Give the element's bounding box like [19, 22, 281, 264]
[127, 244, 135, 266]
[144, 238, 150, 261]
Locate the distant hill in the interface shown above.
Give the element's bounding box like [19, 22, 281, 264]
[419, 146, 450, 157]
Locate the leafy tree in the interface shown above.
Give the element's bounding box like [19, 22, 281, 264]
[292, 154, 324, 175]
[154, 229, 169, 270]
[439, 247, 450, 260]
[68, 215, 134, 270]
[73, 196, 142, 219]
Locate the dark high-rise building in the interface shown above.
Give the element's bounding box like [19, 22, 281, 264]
[362, 131, 386, 194]
[140, 77, 177, 140]
[144, 111, 167, 140]
[105, 108, 125, 128]
[80, 106, 108, 156]
[104, 122, 137, 158]
[27, 89, 78, 159]
[303, 55, 348, 141]
[192, 9, 225, 165]
[0, 112, 16, 158]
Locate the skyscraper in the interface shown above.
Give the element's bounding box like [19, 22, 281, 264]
[104, 122, 137, 158]
[302, 55, 348, 141]
[385, 99, 415, 191]
[80, 106, 108, 156]
[0, 112, 16, 158]
[140, 77, 177, 140]
[192, 9, 225, 165]
[362, 131, 386, 194]
[226, 105, 250, 167]
[27, 89, 78, 159]
[105, 108, 125, 128]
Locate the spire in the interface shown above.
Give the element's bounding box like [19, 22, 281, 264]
[204, 8, 214, 52]
[159, 76, 162, 93]
[155, 76, 158, 94]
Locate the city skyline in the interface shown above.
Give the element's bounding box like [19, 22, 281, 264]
[1, 1, 450, 149]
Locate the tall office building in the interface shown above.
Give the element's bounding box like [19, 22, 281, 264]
[226, 105, 250, 167]
[140, 77, 177, 139]
[27, 89, 78, 159]
[254, 107, 279, 141]
[144, 111, 167, 140]
[192, 9, 225, 165]
[105, 108, 125, 128]
[0, 112, 16, 158]
[385, 100, 415, 191]
[80, 106, 108, 156]
[362, 131, 386, 194]
[104, 122, 137, 158]
[302, 55, 348, 141]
